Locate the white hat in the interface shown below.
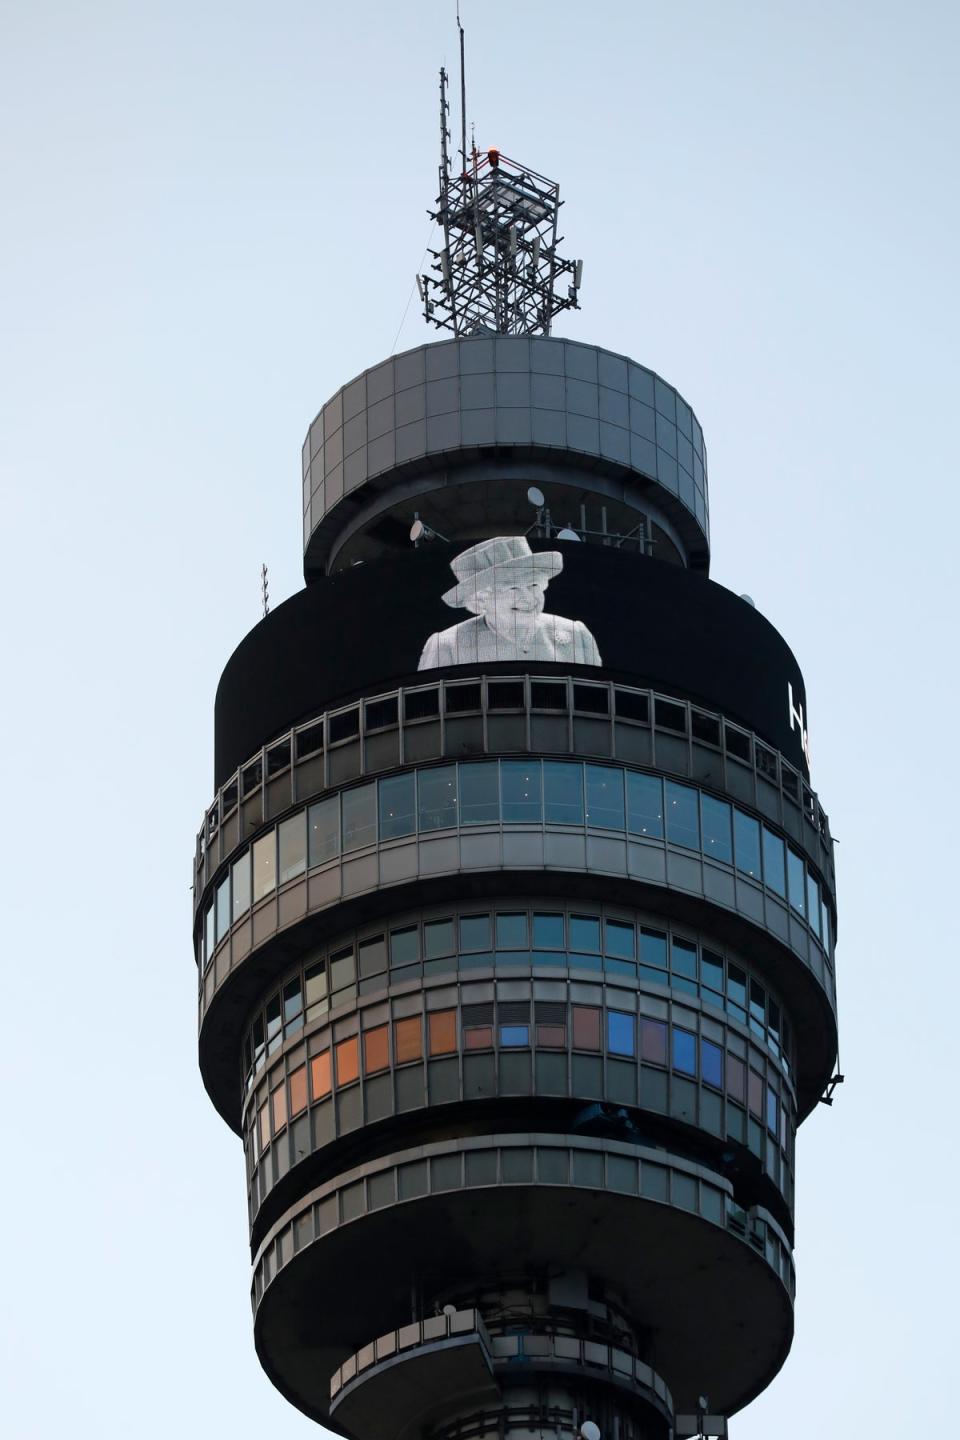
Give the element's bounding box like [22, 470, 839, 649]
[442, 535, 564, 609]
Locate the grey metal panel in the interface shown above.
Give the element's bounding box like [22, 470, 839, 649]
[302, 337, 711, 578]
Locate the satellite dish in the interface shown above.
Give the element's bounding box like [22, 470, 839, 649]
[410, 520, 426, 542]
[527, 485, 545, 508]
[739, 593, 755, 608]
[580, 1423, 601, 1440]
[442, 1303, 456, 1317]
[557, 527, 581, 541]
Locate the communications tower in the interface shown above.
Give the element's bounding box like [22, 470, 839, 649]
[194, 45, 840, 1440]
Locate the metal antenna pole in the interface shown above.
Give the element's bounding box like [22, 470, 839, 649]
[457, 3, 467, 173]
[261, 563, 270, 618]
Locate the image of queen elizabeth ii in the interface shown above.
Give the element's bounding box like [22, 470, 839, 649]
[417, 535, 602, 670]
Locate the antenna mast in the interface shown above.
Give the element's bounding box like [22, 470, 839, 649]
[418, 18, 584, 338]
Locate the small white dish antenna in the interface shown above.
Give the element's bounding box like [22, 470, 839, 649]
[739, 594, 755, 608]
[580, 1423, 601, 1440]
[527, 485, 545, 508]
[410, 519, 426, 542]
[557, 527, 581, 541]
[442, 1303, 457, 1317]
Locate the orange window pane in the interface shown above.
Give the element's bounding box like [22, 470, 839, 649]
[258, 1102, 270, 1151]
[464, 1026, 493, 1050]
[364, 1025, 389, 1074]
[536, 1023, 566, 1048]
[572, 1006, 601, 1051]
[289, 1064, 308, 1117]
[428, 1010, 457, 1056]
[335, 1036, 360, 1086]
[310, 1050, 332, 1100]
[271, 1083, 287, 1133]
[394, 1016, 423, 1065]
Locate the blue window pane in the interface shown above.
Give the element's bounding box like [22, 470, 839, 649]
[379, 772, 416, 839]
[666, 782, 700, 850]
[767, 1086, 779, 1136]
[701, 1040, 723, 1089]
[216, 875, 230, 942]
[701, 794, 732, 864]
[460, 914, 491, 951]
[501, 760, 542, 823]
[820, 899, 830, 952]
[496, 913, 528, 948]
[807, 873, 820, 936]
[701, 948, 724, 992]
[727, 964, 747, 1010]
[418, 766, 458, 831]
[543, 761, 584, 824]
[605, 919, 635, 960]
[459, 762, 500, 825]
[762, 827, 786, 896]
[733, 809, 761, 877]
[533, 913, 564, 948]
[627, 771, 663, 838]
[607, 1010, 635, 1057]
[671, 938, 697, 979]
[640, 928, 667, 970]
[787, 849, 806, 915]
[585, 765, 625, 830]
[672, 1028, 697, 1076]
[500, 1025, 529, 1047]
[570, 915, 601, 952]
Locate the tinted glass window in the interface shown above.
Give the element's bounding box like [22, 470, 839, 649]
[701, 1040, 723, 1089]
[533, 913, 564, 948]
[496, 913, 528, 948]
[640, 928, 668, 973]
[501, 761, 542, 822]
[308, 795, 339, 866]
[762, 827, 786, 896]
[500, 1024, 529, 1047]
[665, 782, 700, 850]
[569, 915, 601, 952]
[787, 849, 806, 915]
[607, 1010, 635, 1056]
[342, 783, 376, 851]
[641, 1019, 667, 1064]
[701, 795, 732, 864]
[378, 773, 416, 839]
[734, 810, 761, 877]
[417, 765, 457, 831]
[216, 875, 230, 942]
[204, 904, 215, 963]
[586, 765, 625, 829]
[231, 854, 251, 921]
[460, 914, 491, 951]
[424, 918, 455, 959]
[627, 772, 663, 838]
[390, 927, 419, 966]
[543, 761, 583, 824]
[459, 762, 500, 825]
[672, 1028, 696, 1075]
[605, 919, 635, 960]
[807, 874, 821, 936]
[278, 813, 306, 883]
[252, 832, 276, 901]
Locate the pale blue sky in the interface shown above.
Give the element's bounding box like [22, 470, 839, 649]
[1, 2, 958, 1436]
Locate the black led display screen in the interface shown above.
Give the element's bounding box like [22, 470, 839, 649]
[214, 541, 809, 786]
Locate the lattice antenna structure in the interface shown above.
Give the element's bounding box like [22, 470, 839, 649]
[418, 64, 583, 337]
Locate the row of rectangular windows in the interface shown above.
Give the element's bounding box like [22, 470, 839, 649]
[247, 1008, 790, 1167]
[241, 913, 795, 1098]
[203, 763, 832, 971]
[199, 679, 828, 857]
